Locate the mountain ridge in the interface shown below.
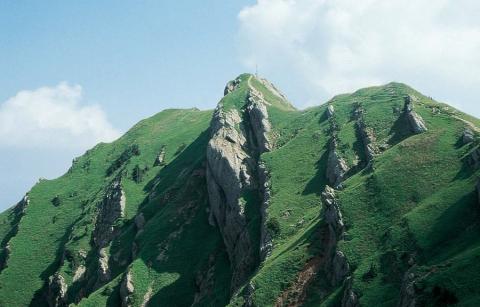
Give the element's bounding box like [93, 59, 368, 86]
[0, 74, 479, 306]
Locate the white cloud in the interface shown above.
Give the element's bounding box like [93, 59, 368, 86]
[0, 82, 120, 149]
[237, 0, 480, 115]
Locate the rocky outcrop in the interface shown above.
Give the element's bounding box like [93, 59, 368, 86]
[341, 277, 359, 307]
[93, 178, 126, 248]
[462, 128, 475, 145]
[321, 186, 357, 299]
[97, 248, 111, 284]
[326, 139, 349, 188]
[467, 147, 480, 169]
[206, 106, 256, 290]
[243, 281, 256, 307]
[404, 95, 427, 134]
[246, 91, 272, 153]
[224, 78, 241, 96]
[120, 269, 135, 307]
[398, 271, 417, 307]
[330, 251, 350, 287]
[258, 163, 273, 261]
[47, 273, 68, 307]
[153, 146, 166, 166]
[354, 105, 377, 165]
[73, 265, 86, 282]
[356, 119, 377, 164]
[327, 104, 335, 118]
[321, 186, 345, 241]
[206, 77, 273, 290]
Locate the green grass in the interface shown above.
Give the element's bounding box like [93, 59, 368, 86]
[0, 76, 479, 306]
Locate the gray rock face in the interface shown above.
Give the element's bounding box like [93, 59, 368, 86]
[356, 119, 377, 164]
[327, 104, 335, 118]
[258, 163, 273, 261]
[321, 186, 354, 291]
[224, 78, 241, 96]
[341, 277, 359, 307]
[462, 128, 475, 145]
[243, 281, 256, 307]
[206, 80, 273, 290]
[120, 270, 135, 307]
[93, 178, 126, 248]
[206, 106, 256, 290]
[246, 91, 272, 153]
[330, 251, 350, 287]
[326, 139, 349, 188]
[404, 95, 427, 134]
[467, 147, 480, 169]
[97, 248, 111, 284]
[398, 272, 417, 307]
[321, 186, 345, 239]
[47, 273, 68, 307]
[154, 146, 166, 166]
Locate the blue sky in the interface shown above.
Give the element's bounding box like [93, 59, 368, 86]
[1, 0, 480, 210]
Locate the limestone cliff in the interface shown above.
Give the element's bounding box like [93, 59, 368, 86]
[206, 76, 273, 290]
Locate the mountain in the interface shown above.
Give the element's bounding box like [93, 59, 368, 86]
[1, 73, 480, 307]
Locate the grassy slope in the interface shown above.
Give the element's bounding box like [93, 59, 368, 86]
[232, 82, 480, 306]
[0, 108, 232, 306]
[0, 76, 479, 306]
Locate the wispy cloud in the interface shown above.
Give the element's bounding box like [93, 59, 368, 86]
[0, 82, 120, 149]
[237, 0, 480, 115]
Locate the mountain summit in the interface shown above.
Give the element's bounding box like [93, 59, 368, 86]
[1, 74, 479, 306]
